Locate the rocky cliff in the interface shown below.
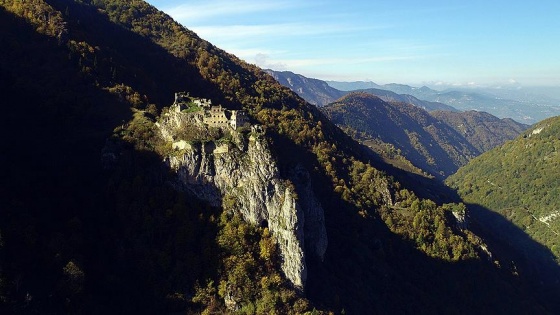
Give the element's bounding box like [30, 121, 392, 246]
[159, 110, 327, 290]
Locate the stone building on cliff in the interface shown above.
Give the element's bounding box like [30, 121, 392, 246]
[172, 92, 249, 130]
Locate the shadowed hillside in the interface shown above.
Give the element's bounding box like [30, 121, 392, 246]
[448, 116, 560, 268]
[322, 92, 479, 178]
[432, 110, 528, 152]
[1, 1, 560, 314]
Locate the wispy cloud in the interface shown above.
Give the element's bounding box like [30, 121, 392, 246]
[261, 55, 432, 82]
[165, 0, 303, 22]
[217, 43, 427, 70]
[254, 53, 288, 70]
[190, 22, 376, 42]
[274, 55, 422, 68]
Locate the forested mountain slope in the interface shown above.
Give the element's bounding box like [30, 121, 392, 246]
[1, 0, 559, 314]
[270, 72, 527, 177]
[431, 110, 528, 152]
[447, 116, 560, 273]
[322, 93, 479, 178]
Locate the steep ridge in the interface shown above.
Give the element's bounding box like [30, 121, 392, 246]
[264, 69, 345, 106]
[157, 105, 328, 289]
[170, 134, 311, 290]
[432, 110, 529, 152]
[447, 116, 560, 284]
[1, 0, 559, 314]
[322, 92, 480, 178]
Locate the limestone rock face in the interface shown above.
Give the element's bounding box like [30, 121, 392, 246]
[163, 125, 327, 290]
[451, 208, 469, 230]
[289, 163, 328, 260]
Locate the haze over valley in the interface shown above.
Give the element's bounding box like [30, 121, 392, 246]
[147, 0, 560, 124]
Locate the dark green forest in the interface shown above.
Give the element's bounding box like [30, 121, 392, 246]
[1, 0, 559, 314]
[448, 116, 560, 269]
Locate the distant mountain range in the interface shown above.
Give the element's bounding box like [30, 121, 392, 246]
[267, 69, 455, 112]
[271, 70, 560, 124]
[325, 80, 383, 91]
[268, 70, 529, 178]
[328, 80, 560, 124]
[264, 70, 344, 106]
[355, 87, 457, 112]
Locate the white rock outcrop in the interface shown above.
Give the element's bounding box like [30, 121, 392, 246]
[162, 121, 327, 290]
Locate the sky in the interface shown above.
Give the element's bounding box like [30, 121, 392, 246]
[145, 0, 560, 87]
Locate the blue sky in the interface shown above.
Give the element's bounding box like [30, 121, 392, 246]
[146, 0, 560, 86]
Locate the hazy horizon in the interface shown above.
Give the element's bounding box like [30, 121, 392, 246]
[147, 0, 560, 87]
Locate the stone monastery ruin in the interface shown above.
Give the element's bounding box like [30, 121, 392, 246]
[172, 92, 249, 130]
